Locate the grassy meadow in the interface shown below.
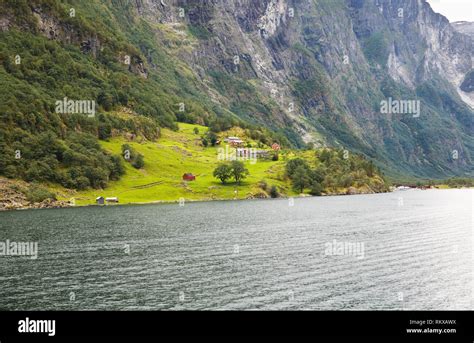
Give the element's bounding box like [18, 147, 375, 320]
[68, 123, 295, 206]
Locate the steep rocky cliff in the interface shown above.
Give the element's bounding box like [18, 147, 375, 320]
[126, 0, 473, 177]
[453, 21, 474, 96]
[1, 0, 472, 179]
[453, 21, 474, 38]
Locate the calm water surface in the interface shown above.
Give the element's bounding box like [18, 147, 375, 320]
[0, 189, 472, 310]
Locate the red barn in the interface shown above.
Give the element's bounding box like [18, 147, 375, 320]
[272, 143, 281, 151]
[183, 173, 196, 181]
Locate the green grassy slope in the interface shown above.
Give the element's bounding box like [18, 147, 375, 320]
[71, 123, 290, 205]
[66, 122, 388, 206]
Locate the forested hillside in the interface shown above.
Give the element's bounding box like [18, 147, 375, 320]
[0, 0, 289, 190]
[0, 0, 472, 193]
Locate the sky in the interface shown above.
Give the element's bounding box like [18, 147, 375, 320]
[426, 0, 473, 22]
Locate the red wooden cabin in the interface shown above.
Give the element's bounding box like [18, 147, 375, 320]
[183, 173, 196, 181]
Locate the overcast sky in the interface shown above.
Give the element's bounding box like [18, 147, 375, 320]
[426, 0, 473, 22]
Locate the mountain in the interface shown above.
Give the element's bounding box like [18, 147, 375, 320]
[0, 0, 472, 186]
[453, 21, 474, 38]
[453, 21, 474, 95]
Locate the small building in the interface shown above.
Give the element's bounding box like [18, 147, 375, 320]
[183, 173, 196, 181]
[225, 136, 245, 147]
[256, 150, 270, 159]
[272, 143, 281, 151]
[106, 197, 119, 203]
[236, 148, 253, 158]
[229, 140, 244, 147]
[96, 196, 105, 205]
[236, 148, 270, 160]
[224, 136, 240, 142]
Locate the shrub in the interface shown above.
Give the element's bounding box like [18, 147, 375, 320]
[132, 154, 145, 169]
[75, 176, 91, 190]
[109, 155, 125, 180]
[270, 185, 279, 198]
[122, 144, 144, 169]
[207, 131, 218, 146]
[286, 158, 310, 178]
[25, 184, 56, 203]
[309, 182, 323, 196]
[4, 165, 17, 179]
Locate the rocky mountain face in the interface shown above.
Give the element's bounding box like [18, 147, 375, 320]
[453, 21, 474, 38]
[130, 0, 473, 177]
[453, 21, 474, 95]
[1, 0, 472, 179]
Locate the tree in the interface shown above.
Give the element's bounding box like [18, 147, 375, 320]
[270, 185, 279, 198]
[213, 163, 233, 184]
[319, 149, 332, 165]
[292, 165, 310, 193]
[309, 182, 323, 196]
[340, 175, 353, 188]
[230, 160, 249, 185]
[109, 155, 125, 179]
[98, 122, 112, 140]
[364, 161, 376, 177]
[193, 127, 199, 135]
[98, 91, 113, 111]
[207, 131, 218, 146]
[75, 176, 91, 190]
[286, 158, 309, 178]
[310, 168, 325, 184]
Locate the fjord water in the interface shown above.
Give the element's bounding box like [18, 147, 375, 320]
[0, 189, 472, 310]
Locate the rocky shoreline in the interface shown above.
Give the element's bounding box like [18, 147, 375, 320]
[0, 198, 72, 211]
[1, 177, 466, 212]
[0, 178, 71, 211]
[0, 182, 387, 212]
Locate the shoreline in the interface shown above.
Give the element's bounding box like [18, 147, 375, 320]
[3, 189, 389, 211]
[2, 187, 472, 212]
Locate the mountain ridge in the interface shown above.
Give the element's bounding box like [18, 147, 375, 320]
[0, 0, 472, 183]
